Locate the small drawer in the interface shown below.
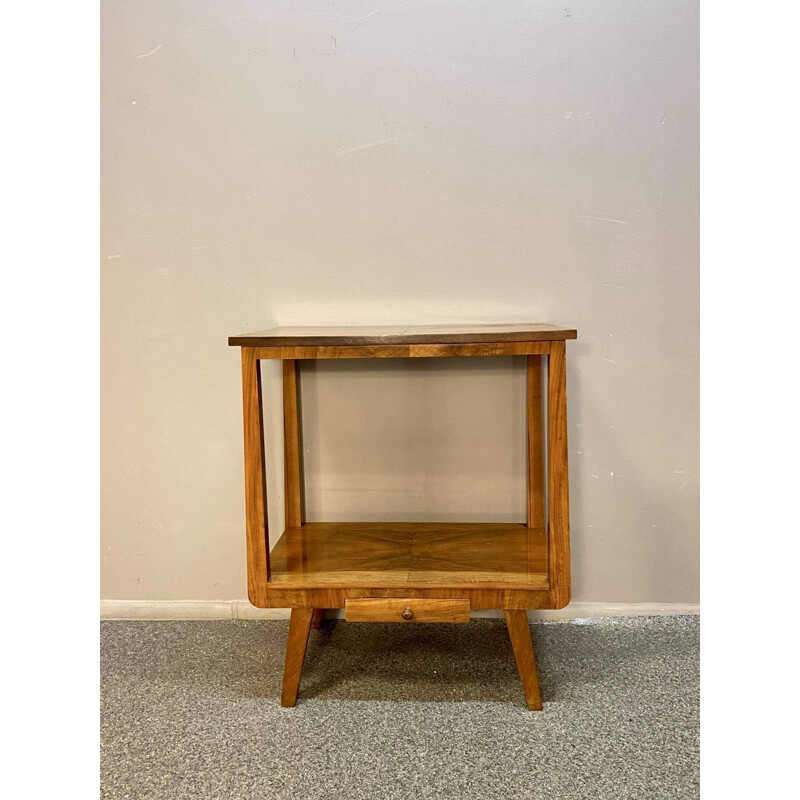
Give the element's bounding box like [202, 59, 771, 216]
[345, 597, 470, 623]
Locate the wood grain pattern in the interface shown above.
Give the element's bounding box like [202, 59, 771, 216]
[281, 607, 314, 707]
[282, 360, 303, 529]
[345, 597, 470, 623]
[527, 355, 545, 529]
[272, 524, 414, 585]
[251, 342, 552, 359]
[234, 327, 575, 708]
[229, 323, 577, 347]
[241, 348, 269, 605]
[504, 609, 543, 710]
[547, 340, 571, 609]
[262, 586, 552, 611]
[282, 363, 326, 627]
[409, 527, 547, 584]
[268, 523, 548, 588]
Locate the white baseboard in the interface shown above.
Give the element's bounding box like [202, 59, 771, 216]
[101, 599, 699, 621]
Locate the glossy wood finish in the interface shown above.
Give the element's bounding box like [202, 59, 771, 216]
[252, 342, 551, 359]
[282, 360, 303, 529]
[229, 323, 577, 347]
[265, 585, 554, 611]
[263, 523, 549, 610]
[232, 323, 575, 708]
[547, 340, 571, 609]
[345, 597, 470, 623]
[269, 523, 548, 588]
[241, 348, 269, 605]
[504, 610, 543, 710]
[282, 362, 324, 627]
[281, 607, 314, 707]
[527, 355, 545, 529]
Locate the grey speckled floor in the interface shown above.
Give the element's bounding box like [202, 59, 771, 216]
[101, 616, 698, 800]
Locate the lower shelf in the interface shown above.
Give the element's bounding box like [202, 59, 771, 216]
[268, 522, 548, 589]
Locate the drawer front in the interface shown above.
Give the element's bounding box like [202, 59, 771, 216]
[345, 597, 470, 623]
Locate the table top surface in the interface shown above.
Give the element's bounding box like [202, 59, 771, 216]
[229, 323, 577, 347]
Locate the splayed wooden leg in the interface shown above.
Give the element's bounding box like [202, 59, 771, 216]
[504, 609, 543, 710]
[281, 608, 314, 707]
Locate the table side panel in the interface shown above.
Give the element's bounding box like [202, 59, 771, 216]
[547, 340, 571, 608]
[241, 349, 270, 604]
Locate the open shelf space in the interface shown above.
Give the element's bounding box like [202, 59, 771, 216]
[268, 522, 548, 588]
[231, 325, 573, 706]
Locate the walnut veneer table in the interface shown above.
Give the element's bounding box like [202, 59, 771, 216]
[229, 324, 576, 709]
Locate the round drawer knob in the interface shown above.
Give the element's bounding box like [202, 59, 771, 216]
[401, 606, 414, 620]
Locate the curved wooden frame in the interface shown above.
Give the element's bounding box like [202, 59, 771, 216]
[233, 325, 574, 708]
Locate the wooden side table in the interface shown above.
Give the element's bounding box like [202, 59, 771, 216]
[228, 324, 576, 709]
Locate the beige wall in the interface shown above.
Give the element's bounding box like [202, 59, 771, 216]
[101, 0, 699, 604]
